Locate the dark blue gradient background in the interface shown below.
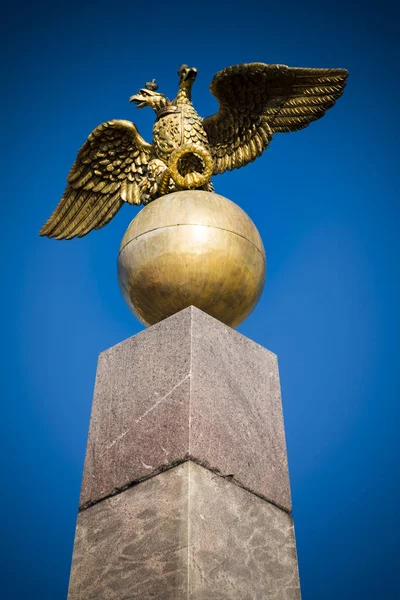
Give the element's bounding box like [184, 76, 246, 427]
[2, 1, 399, 598]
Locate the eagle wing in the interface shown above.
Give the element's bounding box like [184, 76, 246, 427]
[203, 63, 348, 175]
[40, 120, 153, 239]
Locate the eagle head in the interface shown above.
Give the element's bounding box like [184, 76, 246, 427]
[129, 80, 168, 111]
[178, 64, 198, 87]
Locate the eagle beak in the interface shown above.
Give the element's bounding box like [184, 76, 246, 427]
[130, 93, 146, 108]
[185, 68, 197, 82]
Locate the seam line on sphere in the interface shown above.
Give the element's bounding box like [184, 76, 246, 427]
[118, 223, 266, 258]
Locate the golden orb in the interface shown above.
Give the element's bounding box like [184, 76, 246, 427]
[117, 191, 266, 327]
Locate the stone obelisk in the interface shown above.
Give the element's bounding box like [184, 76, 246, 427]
[67, 305, 301, 599]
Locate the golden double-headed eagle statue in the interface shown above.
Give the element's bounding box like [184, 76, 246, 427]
[40, 63, 348, 240]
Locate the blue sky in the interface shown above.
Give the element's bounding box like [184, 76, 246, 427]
[2, 0, 399, 598]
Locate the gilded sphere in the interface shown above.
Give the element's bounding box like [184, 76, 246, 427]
[117, 191, 266, 328]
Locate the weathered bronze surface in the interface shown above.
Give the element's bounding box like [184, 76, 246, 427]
[117, 191, 265, 327]
[40, 63, 348, 240]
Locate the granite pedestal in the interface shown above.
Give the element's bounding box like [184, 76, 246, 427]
[68, 307, 301, 599]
